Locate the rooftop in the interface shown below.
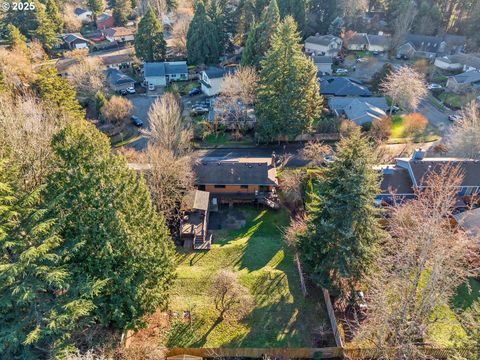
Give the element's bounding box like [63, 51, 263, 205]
[305, 34, 341, 46]
[144, 61, 188, 77]
[193, 161, 277, 186]
[320, 77, 372, 97]
[312, 55, 333, 64]
[439, 54, 480, 69]
[105, 68, 134, 85]
[452, 70, 480, 84]
[103, 27, 135, 38]
[203, 67, 235, 79]
[453, 207, 480, 240]
[378, 166, 414, 195]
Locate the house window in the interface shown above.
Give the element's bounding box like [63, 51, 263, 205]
[240, 185, 248, 189]
[214, 185, 226, 188]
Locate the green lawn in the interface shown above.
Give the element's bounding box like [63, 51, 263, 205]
[167, 207, 328, 348]
[197, 132, 255, 148]
[389, 115, 440, 143]
[438, 92, 475, 109]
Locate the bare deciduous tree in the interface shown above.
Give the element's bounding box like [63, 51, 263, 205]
[446, 101, 480, 159]
[0, 48, 35, 92]
[210, 270, 253, 321]
[279, 170, 306, 211]
[63, 4, 83, 33]
[300, 140, 332, 166]
[382, 66, 427, 115]
[101, 96, 133, 125]
[355, 165, 477, 359]
[145, 145, 194, 221]
[170, 15, 191, 57]
[143, 93, 192, 156]
[391, 0, 418, 51]
[67, 57, 106, 99]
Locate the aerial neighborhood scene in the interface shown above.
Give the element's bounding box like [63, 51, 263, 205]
[1, 0, 480, 359]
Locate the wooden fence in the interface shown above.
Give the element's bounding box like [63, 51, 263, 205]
[294, 252, 308, 297]
[167, 347, 343, 359]
[322, 288, 344, 348]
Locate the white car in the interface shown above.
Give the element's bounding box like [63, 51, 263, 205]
[356, 57, 368, 63]
[448, 114, 462, 122]
[428, 83, 443, 90]
[126, 86, 136, 94]
[336, 68, 348, 74]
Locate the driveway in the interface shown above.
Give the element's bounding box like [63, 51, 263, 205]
[126, 95, 158, 150]
[417, 98, 453, 133]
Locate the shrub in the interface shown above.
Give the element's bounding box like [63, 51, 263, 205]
[361, 121, 372, 132]
[371, 116, 392, 140]
[100, 96, 133, 125]
[317, 116, 342, 133]
[403, 112, 428, 137]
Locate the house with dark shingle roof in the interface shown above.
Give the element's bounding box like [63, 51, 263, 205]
[328, 97, 388, 125]
[106, 68, 135, 92]
[344, 33, 369, 51]
[435, 53, 480, 72]
[312, 55, 333, 74]
[397, 33, 466, 60]
[446, 70, 480, 93]
[304, 34, 342, 56]
[320, 77, 372, 97]
[58, 33, 90, 50]
[143, 61, 188, 87]
[103, 27, 135, 43]
[200, 67, 236, 96]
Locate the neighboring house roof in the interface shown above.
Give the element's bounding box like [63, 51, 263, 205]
[184, 190, 210, 211]
[378, 166, 414, 195]
[345, 33, 369, 46]
[97, 12, 112, 22]
[367, 34, 390, 47]
[74, 7, 90, 16]
[106, 68, 134, 86]
[204, 67, 235, 79]
[344, 98, 387, 125]
[443, 34, 466, 50]
[453, 207, 480, 240]
[144, 61, 188, 78]
[452, 70, 480, 84]
[62, 33, 89, 44]
[328, 96, 389, 113]
[403, 34, 443, 53]
[440, 54, 480, 69]
[101, 53, 133, 66]
[320, 77, 372, 96]
[312, 55, 333, 64]
[305, 34, 341, 46]
[103, 27, 135, 38]
[193, 161, 277, 186]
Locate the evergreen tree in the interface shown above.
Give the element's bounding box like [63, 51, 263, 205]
[186, 1, 221, 65]
[135, 6, 166, 62]
[31, 0, 60, 50]
[45, 0, 64, 33]
[0, 163, 101, 359]
[371, 63, 393, 94]
[240, 23, 261, 66]
[87, 0, 105, 22]
[34, 67, 84, 119]
[5, 24, 28, 53]
[327, 16, 344, 36]
[45, 122, 176, 329]
[277, 0, 307, 33]
[235, 0, 257, 43]
[113, 0, 132, 26]
[255, 16, 322, 141]
[307, 0, 338, 35]
[297, 128, 383, 296]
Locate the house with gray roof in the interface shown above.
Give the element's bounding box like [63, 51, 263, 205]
[328, 97, 388, 125]
[106, 68, 135, 92]
[435, 53, 480, 72]
[344, 33, 369, 51]
[58, 33, 90, 50]
[200, 67, 236, 96]
[304, 34, 342, 56]
[74, 8, 92, 23]
[143, 61, 188, 88]
[320, 77, 372, 97]
[446, 70, 480, 93]
[397, 33, 466, 60]
[312, 55, 333, 74]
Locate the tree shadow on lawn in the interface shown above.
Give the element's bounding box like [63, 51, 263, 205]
[166, 317, 206, 348]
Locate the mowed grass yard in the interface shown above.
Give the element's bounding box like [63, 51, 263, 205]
[167, 207, 328, 348]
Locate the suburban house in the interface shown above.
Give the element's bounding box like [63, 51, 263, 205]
[312, 55, 333, 74]
[328, 97, 388, 125]
[105, 68, 135, 92]
[320, 77, 372, 97]
[101, 53, 134, 69]
[180, 190, 213, 250]
[58, 33, 90, 50]
[377, 149, 480, 202]
[193, 159, 279, 205]
[200, 67, 235, 96]
[74, 8, 92, 23]
[96, 12, 114, 30]
[103, 27, 135, 43]
[446, 70, 480, 93]
[366, 34, 390, 52]
[343, 32, 369, 51]
[435, 53, 480, 72]
[304, 34, 342, 56]
[143, 61, 188, 88]
[397, 34, 466, 60]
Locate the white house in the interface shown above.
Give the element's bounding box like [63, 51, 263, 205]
[200, 67, 235, 97]
[304, 34, 342, 56]
[103, 27, 135, 43]
[143, 61, 188, 88]
[312, 55, 333, 74]
[434, 53, 480, 72]
[74, 8, 92, 23]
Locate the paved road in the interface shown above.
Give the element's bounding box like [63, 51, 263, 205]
[417, 98, 453, 133]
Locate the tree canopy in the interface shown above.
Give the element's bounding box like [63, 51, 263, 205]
[135, 6, 167, 62]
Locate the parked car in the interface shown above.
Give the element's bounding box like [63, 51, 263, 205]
[130, 116, 144, 127]
[189, 87, 202, 96]
[190, 107, 209, 116]
[356, 57, 368, 63]
[148, 83, 155, 91]
[372, 51, 380, 56]
[127, 86, 136, 94]
[336, 68, 348, 74]
[428, 83, 443, 90]
[389, 105, 400, 113]
[448, 114, 462, 122]
[119, 89, 128, 96]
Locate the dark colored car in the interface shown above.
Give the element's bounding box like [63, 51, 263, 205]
[131, 116, 144, 127]
[188, 88, 202, 96]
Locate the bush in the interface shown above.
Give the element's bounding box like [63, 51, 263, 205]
[100, 96, 133, 125]
[317, 116, 342, 133]
[361, 121, 372, 132]
[403, 113, 428, 137]
[370, 116, 392, 140]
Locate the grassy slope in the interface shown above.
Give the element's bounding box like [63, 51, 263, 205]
[167, 207, 326, 348]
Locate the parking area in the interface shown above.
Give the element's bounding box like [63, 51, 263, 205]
[124, 95, 157, 150]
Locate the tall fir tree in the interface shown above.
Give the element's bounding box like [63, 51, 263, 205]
[113, 0, 132, 26]
[31, 0, 60, 50]
[134, 6, 166, 62]
[297, 128, 383, 297]
[0, 162, 101, 359]
[186, 1, 221, 65]
[277, 0, 307, 33]
[45, 0, 64, 33]
[44, 121, 176, 330]
[255, 16, 322, 141]
[87, 0, 105, 22]
[240, 23, 261, 67]
[5, 24, 28, 54]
